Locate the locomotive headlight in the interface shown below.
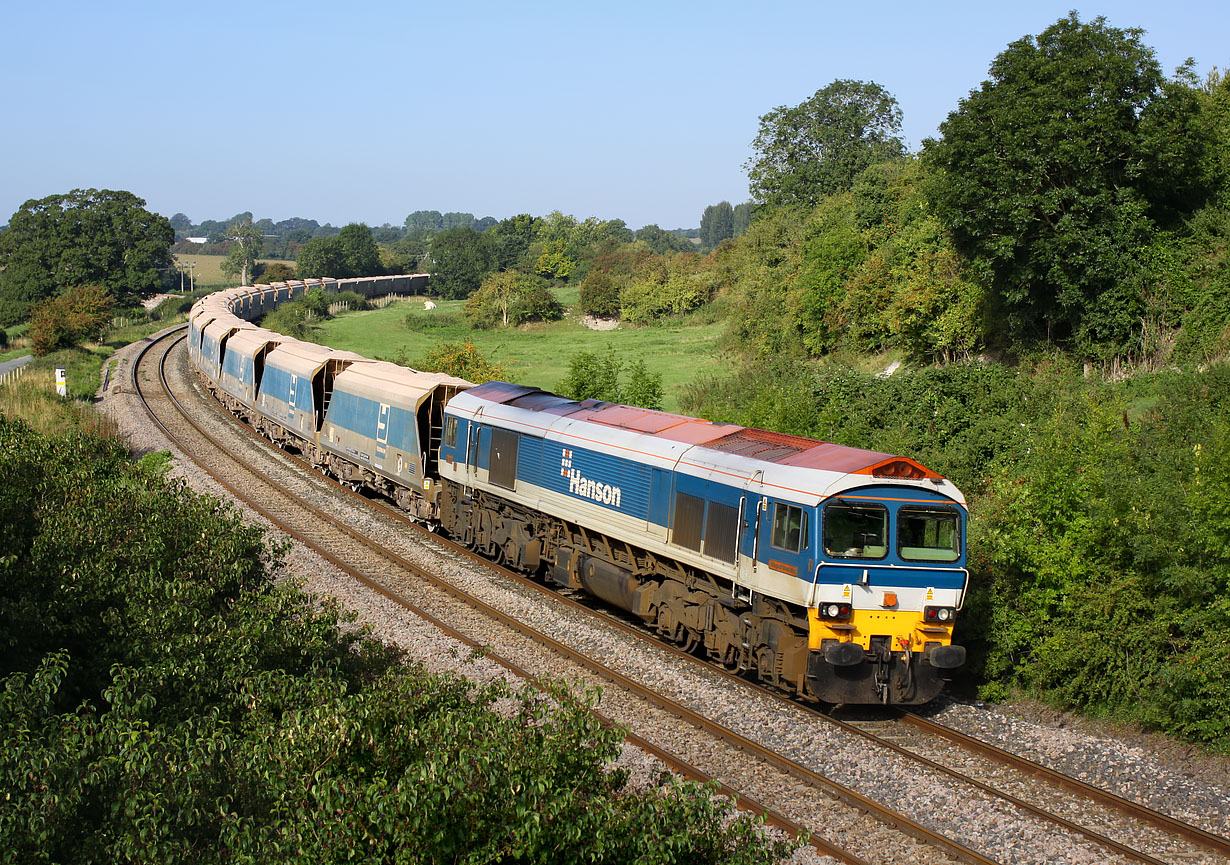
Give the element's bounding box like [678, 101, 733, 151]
[819, 603, 852, 621]
[924, 606, 956, 623]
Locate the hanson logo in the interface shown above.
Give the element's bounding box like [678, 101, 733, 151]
[560, 448, 622, 507]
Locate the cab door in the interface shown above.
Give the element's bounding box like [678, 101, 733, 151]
[735, 469, 766, 589]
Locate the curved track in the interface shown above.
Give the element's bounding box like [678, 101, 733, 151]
[138, 324, 1230, 865]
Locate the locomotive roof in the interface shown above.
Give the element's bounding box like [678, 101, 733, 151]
[452, 381, 961, 505]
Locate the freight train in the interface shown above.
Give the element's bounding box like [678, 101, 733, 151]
[188, 275, 968, 704]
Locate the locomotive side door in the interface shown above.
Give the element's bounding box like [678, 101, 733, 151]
[736, 470, 765, 589]
[464, 407, 485, 487]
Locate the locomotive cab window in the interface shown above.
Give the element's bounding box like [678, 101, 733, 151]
[770, 503, 809, 554]
[444, 416, 458, 448]
[823, 501, 887, 559]
[898, 507, 961, 562]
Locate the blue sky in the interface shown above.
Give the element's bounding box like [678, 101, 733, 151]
[1, 1, 1225, 231]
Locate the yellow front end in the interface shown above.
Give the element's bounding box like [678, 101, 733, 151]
[807, 606, 956, 653]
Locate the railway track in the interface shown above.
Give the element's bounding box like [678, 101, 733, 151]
[131, 325, 1230, 865]
[134, 328, 934, 863]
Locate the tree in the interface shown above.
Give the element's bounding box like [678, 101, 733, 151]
[924, 13, 1212, 348]
[746, 79, 906, 208]
[699, 201, 734, 248]
[220, 218, 264, 285]
[534, 239, 576, 280]
[732, 202, 754, 238]
[465, 271, 563, 328]
[427, 227, 495, 299]
[0, 189, 173, 325]
[168, 212, 192, 233]
[334, 223, 383, 276]
[294, 223, 384, 280]
[634, 224, 694, 255]
[489, 214, 536, 271]
[295, 235, 345, 279]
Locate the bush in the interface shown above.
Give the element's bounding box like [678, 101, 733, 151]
[464, 271, 563, 329]
[556, 348, 664, 410]
[619, 257, 713, 325]
[28, 285, 115, 356]
[413, 339, 510, 382]
[332, 290, 370, 311]
[0, 418, 801, 862]
[971, 365, 1230, 747]
[254, 261, 296, 283]
[578, 270, 624, 318]
[149, 295, 192, 321]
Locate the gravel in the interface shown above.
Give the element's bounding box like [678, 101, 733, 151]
[96, 327, 1230, 865]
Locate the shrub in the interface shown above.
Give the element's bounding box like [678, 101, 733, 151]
[0, 418, 800, 861]
[556, 348, 664, 410]
[465, 271, 563, 328]
[403, 310, 462, 332]
[620, 260, 712, 324]
[27, 285, 114, 356]
[414, 339, 509, 382]
[254, 261, 296, 283]
[149, 294, 193, 321]
[578, 270, 624, 318]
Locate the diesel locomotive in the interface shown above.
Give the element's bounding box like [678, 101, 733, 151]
[188, 275, 968, 704]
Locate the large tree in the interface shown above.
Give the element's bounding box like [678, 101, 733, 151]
[294, 223, 384, 280]
[746, 80, 906, 209]
[220, 218, 264, 285]
[634, 224, 694, 255]
[334, 222, 383, 277]
[699, 201, 734, 249]
[924, 13, 1211, 347]
[0, 189, 173, 325]
[426, 227, 496, 299]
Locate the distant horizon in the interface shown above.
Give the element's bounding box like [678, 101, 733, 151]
[164, 209, 705, 234]
[3, 1, 1226, 231]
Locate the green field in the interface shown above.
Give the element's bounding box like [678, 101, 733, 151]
[172, 253, 295, 289]
[314, 298, 724, 413]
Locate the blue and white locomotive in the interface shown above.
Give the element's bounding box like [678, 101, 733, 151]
[435, 382, 967, 704]
[190, 276, 968, 704]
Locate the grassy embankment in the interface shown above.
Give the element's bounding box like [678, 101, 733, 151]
[0, 312, 193, 436]
[315, 292, 725, 414]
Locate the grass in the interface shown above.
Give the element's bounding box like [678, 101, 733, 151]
[0, 315, 183, 435]
[314, 296, 725, 413]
